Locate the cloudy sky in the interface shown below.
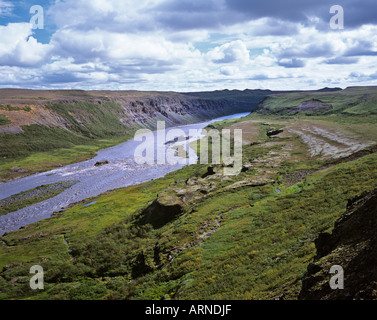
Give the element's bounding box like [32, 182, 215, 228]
[1, 0, 377, 91]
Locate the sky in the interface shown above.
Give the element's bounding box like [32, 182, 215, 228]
[1, 0, 377, 91]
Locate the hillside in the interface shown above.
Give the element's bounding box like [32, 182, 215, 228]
[1, 86, 377, 300]
[183, 88, 342, 111]
[182, 89, 277, 111]
[0, 89, 253, 137]
[256, 86, 377, 116]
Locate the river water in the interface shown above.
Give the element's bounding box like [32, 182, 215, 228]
[0, 113, 249, 235]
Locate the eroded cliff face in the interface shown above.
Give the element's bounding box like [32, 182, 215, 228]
[299, 189, 377, 300]
[110, 94, 243, 128]
[0, 90, 250, 134]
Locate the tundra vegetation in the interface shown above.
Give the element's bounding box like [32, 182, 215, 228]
[1, 87, 377, 300]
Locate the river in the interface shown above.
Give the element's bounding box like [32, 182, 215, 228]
[0, 112, 249, 235]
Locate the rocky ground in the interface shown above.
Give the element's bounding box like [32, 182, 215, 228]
[287, 122, 374, 160]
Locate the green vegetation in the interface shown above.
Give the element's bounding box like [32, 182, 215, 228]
[45, 101, 129, 138]
[0, 115, 11, 126]
[0, 125, 133, 182]
[258, 86, 377, 116]
[0, 137, 130, 182]
[0, 105, 31, 112]
[1, 125, 93, 159]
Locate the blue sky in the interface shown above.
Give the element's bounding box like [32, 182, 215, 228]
[1, 0, 377, 91]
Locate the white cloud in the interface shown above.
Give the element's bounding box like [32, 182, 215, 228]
[220, 66, 239, 76]
[50, 27, 202, 75]
[0, 23, 51, 67]
[207, 40, 250, 64]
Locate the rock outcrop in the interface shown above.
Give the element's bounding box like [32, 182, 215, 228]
[299, 188, 377, 300]
[290, 100, 333, 112]
[139, 192, 186, 229]
[266, 128, 284, 137]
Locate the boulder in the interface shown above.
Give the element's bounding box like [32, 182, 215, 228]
[94, 160, 109, 166]
[267, 129, 284, 137]
[139, 192, 185, 229]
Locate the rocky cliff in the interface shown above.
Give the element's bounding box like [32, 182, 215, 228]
[299, 188, 377, 300]
[0, 89, 254, 134]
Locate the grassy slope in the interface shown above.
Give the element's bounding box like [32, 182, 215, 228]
[185, 88, 342, 114]
[258, 86, 377, 116]
[1, 87, 377, 300]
